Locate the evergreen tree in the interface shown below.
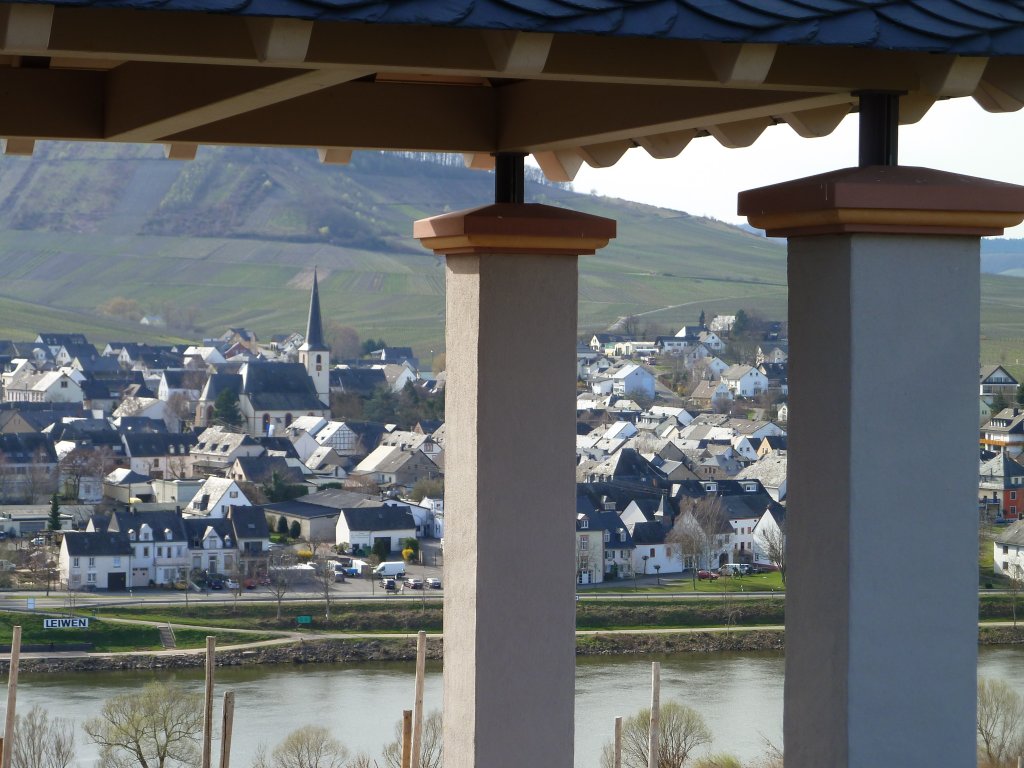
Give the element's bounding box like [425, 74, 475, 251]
[212, 388, 243, 427]
[276, 515, 289, 535]
[47, 493, 61, 531]
[699, 308, 706, 329]
[288, 520, 301, 539]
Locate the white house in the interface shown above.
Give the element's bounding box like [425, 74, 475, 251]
[994, 520, 1024, 578]
[721, 365, 770, 398]
[697, 331, 724, 351]
[335, 504, 417, 552]
[751, 507, 785, 572]
[591, 363, 656, 400]
[735, 450, 788, 502]
[60, 531, 133, 590]
[184, 477, 251, 518]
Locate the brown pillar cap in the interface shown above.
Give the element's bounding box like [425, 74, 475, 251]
[738, 165, 1024, 237]
[414, 203, 616, 256]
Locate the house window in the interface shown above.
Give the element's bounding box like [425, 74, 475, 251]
[60, 380, 68, 388]
[1012, 491, 1018, 501]
[650, 548, 655, 557]
[579, 538, 588, 551]
[580, 520, 589, 529]
[157, 547, 163, 557]
[153, 458, 160, 467]
[603, 532, 610, 543]
[143, 547, 149, 557]
[86, 573, 96, 584]
[72, 557, 79, 568]
[229, 491, 238, 498]
[1004, 545, 1010, 555]
[88, 557, 95, 567]
[113, 557, 121, 568]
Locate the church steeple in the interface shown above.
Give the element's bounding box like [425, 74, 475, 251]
[299, 267, 330, 407]
[303, 268, 328, 352]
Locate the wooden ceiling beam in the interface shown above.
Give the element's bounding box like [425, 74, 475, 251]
[104, 61, 371, 141]
[0, 67, 103, 139]
[973, 58, 1024, 113]
[0, 5, 989, 99]
[482, 30, 552, 75]
[246, 18, 313, 64]
[700, 42, 777, 86]
[497, 80, 854, 152]
[0, 3, 53, 52]
[164, 80, 498, 152]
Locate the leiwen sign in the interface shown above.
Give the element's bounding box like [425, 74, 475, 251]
[43, 618, 89, 629]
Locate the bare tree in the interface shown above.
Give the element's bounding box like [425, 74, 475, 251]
[754, 517, 786, 584]
[382, 710, 442, 768]
[0, 451, 13, 502]
[267, 726, 350, 768]
[599, 701, 712, 768]
[84, 682, 202, 768]
[12, 704, 75, 768]
[267, 549, 295, 621]
[165, 392, 194, 433]
[1007, 562, 1023, 628]
[669, 496, 728, 586]
[310, 538, 337, 622]
[25, 447, 57, 504]
[978, 677, 1024, 768]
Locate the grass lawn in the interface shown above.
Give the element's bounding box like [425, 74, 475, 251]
[0, 613, 279, 652]
[583, 570, 785, 595]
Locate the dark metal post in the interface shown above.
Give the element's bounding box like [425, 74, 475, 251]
[493, 152, 526, 204]
[857, 92, 900, 167]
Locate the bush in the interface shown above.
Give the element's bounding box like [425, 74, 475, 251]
[288, 521, 301, 539]
[276, 516, 288, 535]
[402, 548, 415, 563]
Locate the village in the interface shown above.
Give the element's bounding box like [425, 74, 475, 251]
[0, 273, 1016, 596]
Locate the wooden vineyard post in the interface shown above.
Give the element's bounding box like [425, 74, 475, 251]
[648, 661, 660, 768]
[219, 691, 235, 768]
[202, 637, 216, 768]
[613, 715, 622, 768]
[1, 626, 21, 768]
[411, 630, 426, 767]
[401, 709, 413, 768]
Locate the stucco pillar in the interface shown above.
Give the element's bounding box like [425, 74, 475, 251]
[415, 203, 614, 768]
[740, 166, 1024, 767]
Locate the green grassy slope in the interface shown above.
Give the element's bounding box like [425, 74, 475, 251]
[0, 142, 1016, 361]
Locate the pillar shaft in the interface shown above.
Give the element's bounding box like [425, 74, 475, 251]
[786, 233, 978, 766]
[739, 166, 1024, 768]
[415, 203, 615, 768]
[445, 251, 577, 768]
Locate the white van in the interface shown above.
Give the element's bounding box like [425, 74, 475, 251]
[373, 561, 407, 579]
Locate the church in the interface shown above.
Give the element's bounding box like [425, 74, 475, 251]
[195, 271, 331, 437]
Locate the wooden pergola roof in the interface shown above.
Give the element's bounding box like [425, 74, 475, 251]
[0, 0, 1022, 178]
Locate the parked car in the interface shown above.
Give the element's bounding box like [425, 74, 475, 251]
[30, 536, 45, 547]
[381, 578, 398, 593]
[225, 578, 240, 590]
[404, 577, 424, 589]
[426, 577, 442, 590]
[697, 570, 719, 581]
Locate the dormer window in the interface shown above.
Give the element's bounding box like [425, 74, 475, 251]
[164, 528, 173, 541]
[580, 519, 589, 529]
[128, 529, 137, 541]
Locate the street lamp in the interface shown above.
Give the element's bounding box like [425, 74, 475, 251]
[642, 555, 649, 576]
[654, 564, 661, 586]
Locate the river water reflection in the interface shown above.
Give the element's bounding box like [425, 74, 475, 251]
[15, 647, 1024, 767]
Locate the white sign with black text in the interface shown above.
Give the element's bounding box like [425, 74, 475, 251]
[43, 618, 89, 629]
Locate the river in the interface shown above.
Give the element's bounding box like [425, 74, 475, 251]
[13, 648, 1024, 767]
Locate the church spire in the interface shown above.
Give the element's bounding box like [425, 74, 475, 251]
[304, 267, 328, 351]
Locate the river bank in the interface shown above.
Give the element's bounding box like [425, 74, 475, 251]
[8, 625, 1024, 673]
